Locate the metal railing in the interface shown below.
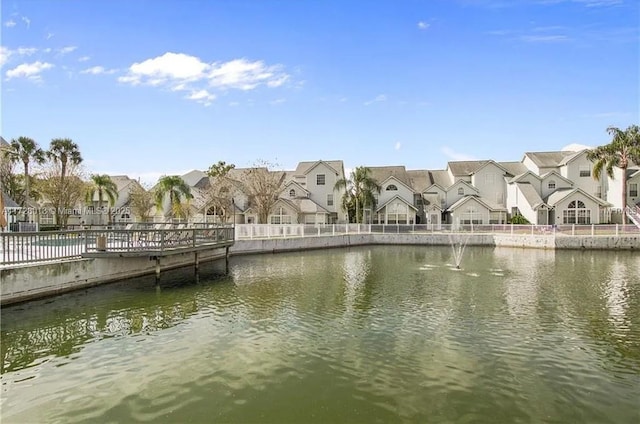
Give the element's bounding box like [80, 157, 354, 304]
[234, 223, 640, 239]
[1, 224, 234, 266]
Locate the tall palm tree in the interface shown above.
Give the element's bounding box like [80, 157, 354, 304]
[154, 175, 193, 219]
[47, 138, 83, 184]
[334, 166, 382, 223]
[85, 174, 118, 225]
[4, 136, 45, 206]
[587, 125, 640, 221]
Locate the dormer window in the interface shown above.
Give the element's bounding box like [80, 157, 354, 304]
[548, 180, 556, 190]
[458, 187, 464, 195]
[289, 189, 296, 198]
[386, 184, 398, 191]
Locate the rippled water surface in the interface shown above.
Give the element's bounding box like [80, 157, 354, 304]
[2, 246, 640, 423]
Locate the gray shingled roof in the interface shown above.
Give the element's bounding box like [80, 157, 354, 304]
[406, 170, 430, 193]
[181, 169, 208, 187]
[293, 160, 344, 176]
[499, 161, 529, 177]
[558, 150, 586, 166]
[368, 166, 412, 188]
[427, 170, 452, 189]
[516, 182, 546, 209]
[524, 151, 575, 168]
[448, 160, 490, 176]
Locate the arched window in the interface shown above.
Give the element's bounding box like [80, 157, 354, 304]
[548, 180, 556, 190]
[289, 189, 295, 198]
[458, 187, 464, 195]
[564, 200, 590, 224]
[386, 184, 398, 191]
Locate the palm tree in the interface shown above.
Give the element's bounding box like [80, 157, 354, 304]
[587, 125, 640, 222]
[154, 175, 193, 220]
[4, 136, 45, 206]
[47, 138, 83, 184]
[86, 174, 118, 225]
[334, 166, 382, 223]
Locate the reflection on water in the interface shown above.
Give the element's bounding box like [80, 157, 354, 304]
[1, 246, 639, 423]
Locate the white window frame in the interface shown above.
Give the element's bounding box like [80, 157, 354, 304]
[327, 194, 333, 206]
[579, 166, 591, 177]
[317, 174, 325, 185]
[629, 183, 638, 197]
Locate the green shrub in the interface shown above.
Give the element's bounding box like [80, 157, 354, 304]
[508, 214, 530, 224]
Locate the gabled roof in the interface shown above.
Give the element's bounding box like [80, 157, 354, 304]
[523, 151, 575, 168]
[558, 149, 588, 166]
[0, 136, 9, 147]
[293, 160, 343, 176]
[498, 161, 529, 177]
[516, 182, 547, 210]
[626, 167, 640, 179]
[447, 179, 479, 193]
[545, 187, 611, 207]
[283, 180, 310, 196]
[446, 195, 507, 212]
[470, 159, 511, 176]
[289, 197, 330, 214]
[368, 166, 411, 187]
[539, 170, 573, 186]
[375, 194, 418, 212]
[509, 171, 542, 184]
[2, 192, 20, 209]
[428, 170, 452, 189]
[378, 174, 416, 193]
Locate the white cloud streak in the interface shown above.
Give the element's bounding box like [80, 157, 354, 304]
[441, 146, 478, 161]
[417, 21, 430, 30]
[4, 20, 17, 28]
[364, 94, 387, 105]
[395, 142, 402, 150]
[81, 66, 117, 75]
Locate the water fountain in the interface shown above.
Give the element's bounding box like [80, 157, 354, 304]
[449, 232, 471, 269]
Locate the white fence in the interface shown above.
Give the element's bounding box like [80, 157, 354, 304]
[234, 223, 640, 240]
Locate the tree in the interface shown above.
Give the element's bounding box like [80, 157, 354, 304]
[242, 160, 286, 224]
[587, 125, 640, 221]
[4, 136, 45, 206]
[36, 161, 87, 228]
[85, 174, 118, 225]
[47, 138, 83, 185]
[129, 182, 155, 222]
[153, 175, 193, 220]
[205, 161, 236, 223]
[334, 166, 381, 223]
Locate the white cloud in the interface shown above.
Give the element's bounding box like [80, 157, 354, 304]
[417, 21, 430, 30]
[118, 52, 291, 105]
[269, 98, 286, 105]
[364, 94, 387, 106]
[4, 20, 17, 28]
[21, 16, 30, 28]
[0, 46, 11, 66]
[441, 146, 478, 161]
[81, 66, 117, 75]
[46, 32, 54, 40]
[209, 58, 289, 90]
[186, 89, 216, 105]
[16, 47, 38, 56]
[58, 46, 77, 55]
[78, 56, 90, 62]
[6, 61, 54, 80]
[395, 142, 402, 150]
[562, 143, 592, 152]
[520, 34, 570, 42]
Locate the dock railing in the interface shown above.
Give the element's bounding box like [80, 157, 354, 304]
[1, 224, 234, 266]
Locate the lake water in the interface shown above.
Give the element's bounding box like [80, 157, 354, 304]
[1, 246, 639, 423]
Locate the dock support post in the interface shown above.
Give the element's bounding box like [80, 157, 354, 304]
[194, 251, 199, 276]
[155, 257, 161, 284]
[225, 246, 230, 274]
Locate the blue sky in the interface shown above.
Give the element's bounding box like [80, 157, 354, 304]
[1, 0, 638, 184]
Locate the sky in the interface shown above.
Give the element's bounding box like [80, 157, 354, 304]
[1, 0, 638, 184]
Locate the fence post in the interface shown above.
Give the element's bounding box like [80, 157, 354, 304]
[616, 224, 619, 236]
[531, 225, 534, 236]
[572, 224, 575, 236]
[591, 224, 594, 236]
[332, 224, 335, 236]
[510, 223, 514, 235]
